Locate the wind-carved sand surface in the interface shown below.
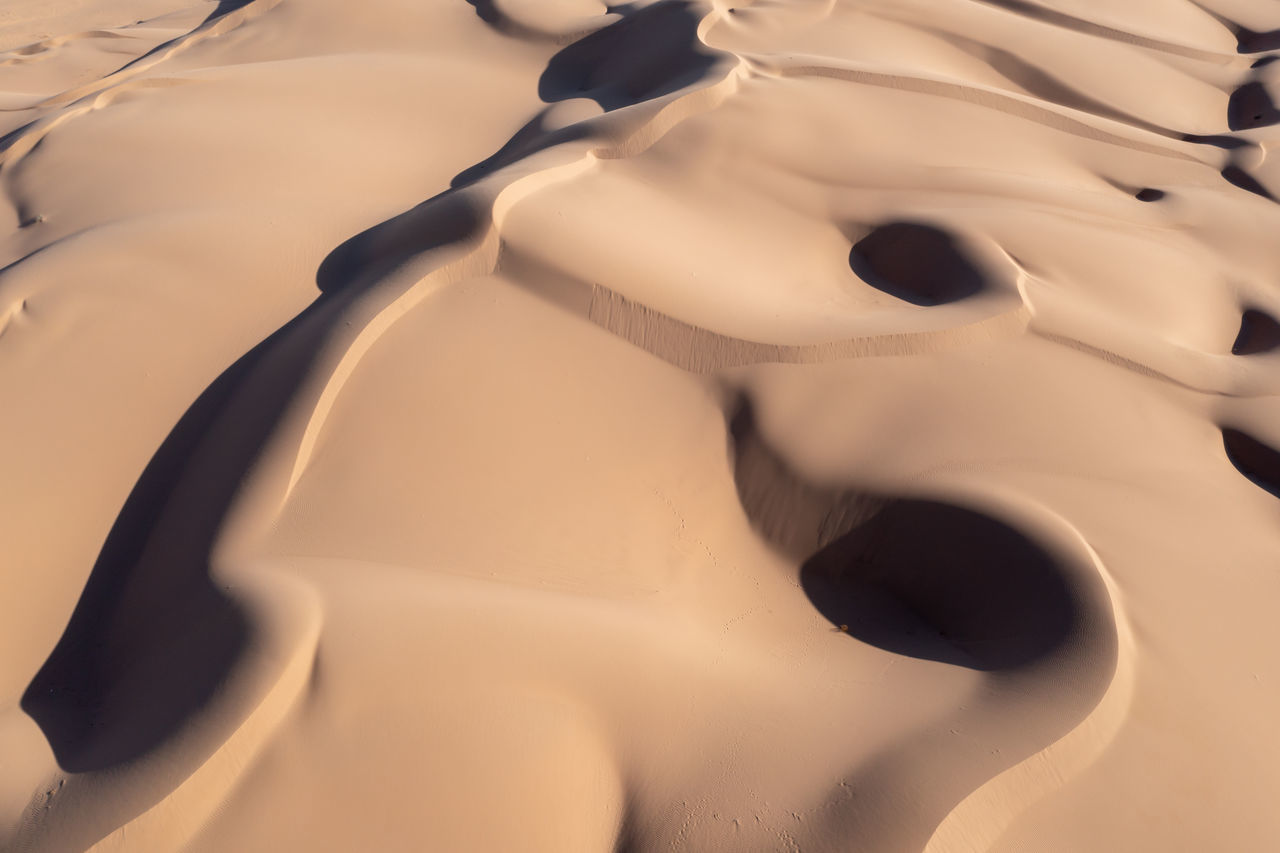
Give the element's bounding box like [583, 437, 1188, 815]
[1, 0, 1280, 850]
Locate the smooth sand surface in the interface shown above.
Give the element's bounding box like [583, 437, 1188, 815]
[2, 0, 1280, 850]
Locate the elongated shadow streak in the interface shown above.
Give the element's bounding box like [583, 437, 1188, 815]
[22, 317, 292, 771]
[450, 113, 590, 190]
[21, 181, 485, 771]
[20, 0, 723, 777]
[1222, 164, 1277, 201]
[19, 0, 344, 775]
[926, 27, 1245, 151]
[1187, 2, 1280, 53]
[105, 0, 260, 74]
[453, 0, 720, 187]
[207, 0, 256, 16]
[0, 0, 271, 160]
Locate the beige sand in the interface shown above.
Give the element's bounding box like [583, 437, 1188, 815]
[2, 0, 1279, 850]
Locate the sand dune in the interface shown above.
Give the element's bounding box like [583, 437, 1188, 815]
[2, 0, 1280, 850]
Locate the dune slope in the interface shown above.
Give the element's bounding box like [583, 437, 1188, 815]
[2, 0, 1280, 851]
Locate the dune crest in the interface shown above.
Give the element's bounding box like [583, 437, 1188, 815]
[3, 0, 1280, 850]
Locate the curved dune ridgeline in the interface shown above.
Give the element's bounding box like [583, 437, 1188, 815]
[1, 0, 1280, 851]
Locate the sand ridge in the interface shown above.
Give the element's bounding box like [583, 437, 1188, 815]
[2, 0, 1279, 850]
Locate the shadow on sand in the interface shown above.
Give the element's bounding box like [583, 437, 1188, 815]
[728, 397, 1079, 672]
[20, 0, 728, 775]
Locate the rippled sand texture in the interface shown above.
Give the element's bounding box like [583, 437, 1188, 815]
[2, 0, 1280, 850]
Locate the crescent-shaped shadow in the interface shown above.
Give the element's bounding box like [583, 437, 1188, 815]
[728, 397, 1080, 672]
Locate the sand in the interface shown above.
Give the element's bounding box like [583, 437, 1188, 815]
[1, 0, 1279, 850]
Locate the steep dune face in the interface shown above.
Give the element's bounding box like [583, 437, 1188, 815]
[2, 0, 1280, 851]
